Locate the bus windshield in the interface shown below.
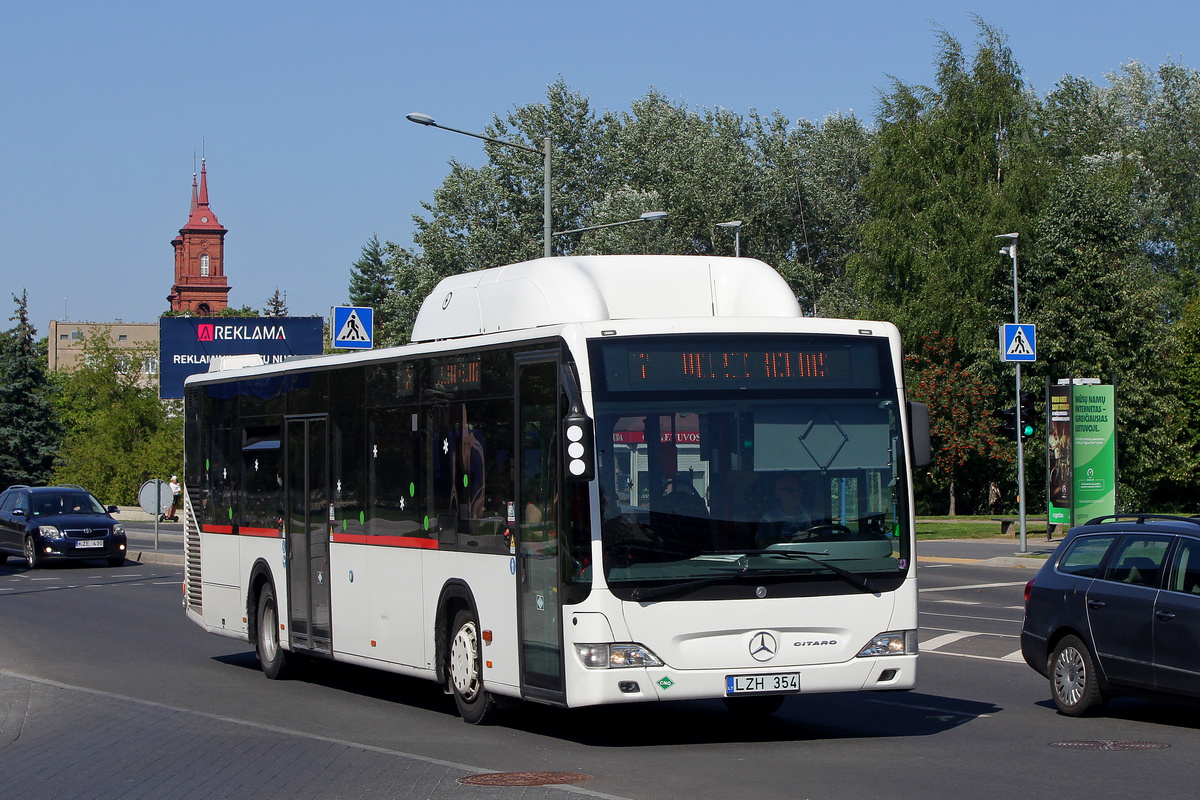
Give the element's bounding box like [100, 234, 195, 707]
[589, 334, 910, 597]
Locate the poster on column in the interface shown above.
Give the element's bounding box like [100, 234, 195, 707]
[1072, 385, 1116, 523]
[1047, 384, 1073, 526]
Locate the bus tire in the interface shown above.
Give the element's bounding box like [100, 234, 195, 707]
[723, 694, 786, 717]
[256, 583, 293, 680]
[448, 608, 497, 724]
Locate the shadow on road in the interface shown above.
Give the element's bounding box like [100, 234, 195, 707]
[211, 650, 999, 743]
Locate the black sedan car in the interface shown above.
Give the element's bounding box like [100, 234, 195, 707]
[0, 485, 128, 568]
[1021, 514, 1200, 715]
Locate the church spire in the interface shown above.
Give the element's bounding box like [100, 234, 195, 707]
[184, 157, 223, 230]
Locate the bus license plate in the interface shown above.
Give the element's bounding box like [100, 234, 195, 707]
[75, 539, 104, 549]
[726, 673, 800, 695]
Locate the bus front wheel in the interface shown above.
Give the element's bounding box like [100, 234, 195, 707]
[448, 608, 497, 724]
[256, 583, 293, 680]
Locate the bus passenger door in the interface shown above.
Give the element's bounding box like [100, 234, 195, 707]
[285, 416, 332, 654]
[515, 354, 565, 701]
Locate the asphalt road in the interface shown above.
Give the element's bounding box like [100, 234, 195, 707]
[2, 544, 1200, 800]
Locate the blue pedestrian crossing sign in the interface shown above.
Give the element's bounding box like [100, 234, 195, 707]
[1000, 323, 1036, 362]
[331, 306, 374, 349]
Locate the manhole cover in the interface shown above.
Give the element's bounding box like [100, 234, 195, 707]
[458, 772, 592, 787]
[1050, 740, 1170, 751]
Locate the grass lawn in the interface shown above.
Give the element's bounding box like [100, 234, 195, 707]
[915, 517, 1053, 540]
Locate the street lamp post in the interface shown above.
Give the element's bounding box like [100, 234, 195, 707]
[996, 232, 1027, 554]
[716, 220, 741, 257]
[407, 112, 552, 258]
[553, 211, 668, 238]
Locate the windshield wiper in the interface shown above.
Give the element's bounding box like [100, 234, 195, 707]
[718, 549, 881, 594]
[629, 564, 803, 602]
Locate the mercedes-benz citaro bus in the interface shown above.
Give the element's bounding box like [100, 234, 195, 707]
[182, 255, 930, 723]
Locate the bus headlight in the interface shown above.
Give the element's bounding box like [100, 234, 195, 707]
[38, 525, 66, 541]
[857, 631, 918, 657]
[575, 643, 664, 669]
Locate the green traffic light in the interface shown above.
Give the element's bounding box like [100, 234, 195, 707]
[1022, 424, 1034, 437]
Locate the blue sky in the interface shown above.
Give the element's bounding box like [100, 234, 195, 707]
[2, 1, 1197, 334]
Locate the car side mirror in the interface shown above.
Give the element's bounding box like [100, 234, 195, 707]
[107, 505, 119, 513]
[12, 508, 26, 517]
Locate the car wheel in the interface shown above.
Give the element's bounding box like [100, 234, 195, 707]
[448, 608, 497, 724]
[723, 695, 786, 717]
[1050, 635, 1105, 716]
[256, 583, 293, 680]
[24, 536, 40, 569]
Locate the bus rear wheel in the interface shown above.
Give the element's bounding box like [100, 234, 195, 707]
[256, 583, 293, 680]
[448, 608, 497, 724]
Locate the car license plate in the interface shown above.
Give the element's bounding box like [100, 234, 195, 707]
[75, 539, 104, 549]
[726, 673, 800, 695]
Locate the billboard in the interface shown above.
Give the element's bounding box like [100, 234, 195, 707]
[1046, 382, 1117, 527]
[159, 316, 324, 399]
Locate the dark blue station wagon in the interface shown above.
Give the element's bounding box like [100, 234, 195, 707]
[1021, 514, 1200, 715]
[0, 485, 128, 568]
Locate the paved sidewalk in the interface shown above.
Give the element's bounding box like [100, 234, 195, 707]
[917, 536, 1058, 569]
[0, 672, 631, 800]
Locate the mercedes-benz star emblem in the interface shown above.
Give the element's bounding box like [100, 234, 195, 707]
[749, 631, 778, 662]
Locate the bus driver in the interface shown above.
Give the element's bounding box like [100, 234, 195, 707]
[755, 473, 815, 547]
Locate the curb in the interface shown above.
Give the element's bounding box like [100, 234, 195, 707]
[976, 555, 1046, 569]
[129, 551, 185, 566]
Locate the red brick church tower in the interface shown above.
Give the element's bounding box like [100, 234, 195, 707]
[168, 159, 230, 314]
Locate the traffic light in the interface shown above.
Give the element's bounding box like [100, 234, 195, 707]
[1018, 392, 1038, 440]
[995, 406, 1019, 441]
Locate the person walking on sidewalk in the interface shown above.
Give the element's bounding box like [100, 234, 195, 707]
[166, 475, 181, 522]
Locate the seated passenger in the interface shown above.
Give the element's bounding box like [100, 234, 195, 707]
[755, 474, 814, 547]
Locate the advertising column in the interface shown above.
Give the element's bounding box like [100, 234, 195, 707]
[1046, 384, 1073, 526]
[1072, 385, 1117, 522]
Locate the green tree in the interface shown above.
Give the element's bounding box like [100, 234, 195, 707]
[262, 289, 289, 317]
[216, 305, 258, 317]
[905, 331, 1005, 514]
[1023, 155, 1176, 510]
[348, 234, 394, 311]
[52, 329, 181, 505]
[849, 20, 1045, 359]
[0, 291, 60, 487]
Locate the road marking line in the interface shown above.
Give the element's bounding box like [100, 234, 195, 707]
[921, 611, 1022, 625]
[931, 599, 981, 605]
[923, 648, 1027, 664]
[1001, 650, 1026, 662]
[921, 632, 972, 650]
[920, 581, 1028, 593]
[0, 670, 636, 800]
[920, 626, 1019, 639]
[865, 698, 991, 718]
[918, 556, 981, 564]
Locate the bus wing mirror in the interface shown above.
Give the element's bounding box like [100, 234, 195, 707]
[908, 401, 931, 468]
[563, 412, 595, 482]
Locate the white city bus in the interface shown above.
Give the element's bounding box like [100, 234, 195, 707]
[182, 255, 930, 722]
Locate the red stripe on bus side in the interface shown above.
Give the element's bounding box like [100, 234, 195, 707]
[240, 527, 281, 538]
[201, 525, 235, 534]
[331, 533, 439, 549]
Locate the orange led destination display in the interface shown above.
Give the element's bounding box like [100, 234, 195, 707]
[431, 357, 481, 392]
[623, 347, 854, 389]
